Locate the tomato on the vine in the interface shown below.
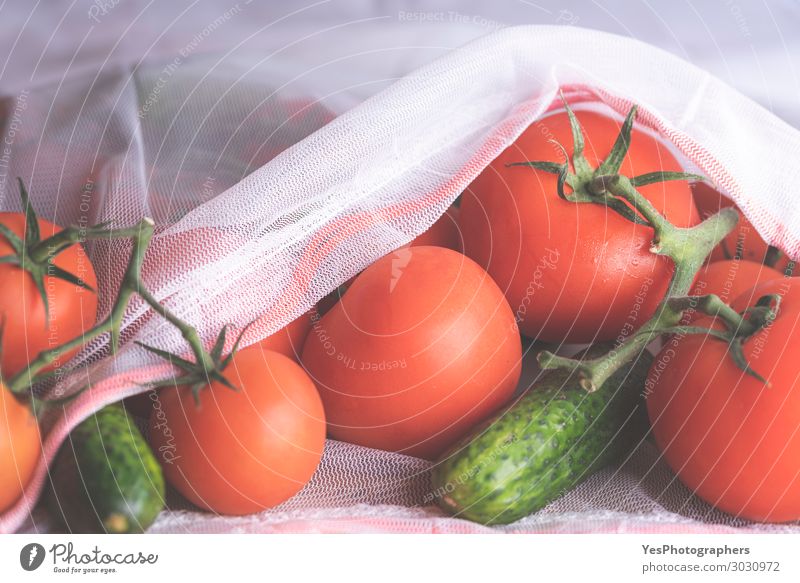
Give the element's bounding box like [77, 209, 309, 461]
[647, 277, 800, 522]
[460, 108, 700, 343]
[301, 245, 522, 459]
[0, 385, 40, 513]
[0, 213, 98, 377]
[149, 347, 325, 515]
[688, 259, 783, 318]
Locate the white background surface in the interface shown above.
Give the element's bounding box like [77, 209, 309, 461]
[2, 0, 799, 124]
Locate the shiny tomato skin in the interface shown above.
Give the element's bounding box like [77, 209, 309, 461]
[149, 348, 325, 515]
[0, 384, 41, 513]
[301, 245, 522, 460]
[0, 213, 98, 377]
[647, 277, 800, 522]
[689, 260, 783, 315]
[257, 312, 313, 362]
[460, 109, 700, 343]
[409, 206, 462, 253]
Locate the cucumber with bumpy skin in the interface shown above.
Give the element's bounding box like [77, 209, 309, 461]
[431, 347, 652, 525]
[47, 405, 164, 533]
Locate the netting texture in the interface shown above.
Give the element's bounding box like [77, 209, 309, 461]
[3, 26, 800, 533]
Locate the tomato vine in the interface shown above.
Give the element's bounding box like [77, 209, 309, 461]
[513, 97, 776, 391]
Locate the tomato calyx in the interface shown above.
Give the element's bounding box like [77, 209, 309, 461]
[508, 97, 738, 299]
[658, 293, 780, 383]
[0, 179, 152, 326]
[4, 205, 252, 411]
[508, 97, 704, 229]
[709, 293, 780, 383]
[5, 217, 157, 396]
[526, 95, 745, 392]
[0, 179, 95, 323]
[137, 322, 253, 405]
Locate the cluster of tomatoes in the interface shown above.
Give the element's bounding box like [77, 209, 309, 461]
[143, 203, 524, 515]
[456, 107, 799, 523]
[650, 184, 799, 523]
[149, 106, 799, 522]
[2, 102, 799, 525]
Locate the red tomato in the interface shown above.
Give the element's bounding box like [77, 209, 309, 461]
[256, 312, 313, 362]
[460, 109, 700, 343]
[0, 214, 98, 377]
[687, 260, 783, 320]
[647, 277, 800, 522]
[0, 385, 41, 512]
[693, 183, 790, 270]
[126, 309, 314, 423]
[149, 348, 325, 515]
[301, 245, 522, 459]
[409, 206, 462, 253]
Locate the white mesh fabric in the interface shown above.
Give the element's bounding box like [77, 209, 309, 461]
[18, 438, 800, 534]
[3, 25, 800, 533]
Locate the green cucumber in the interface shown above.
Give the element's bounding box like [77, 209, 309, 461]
[47, 405, 165, 533]
[431, 347, 653, 525]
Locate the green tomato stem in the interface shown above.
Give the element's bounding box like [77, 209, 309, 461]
[27, 223, 151, 264]
[591, 174, 740, 298]
[587, 174, 671, 238]
[134, 286, 217, 374]
[532, 101, 747, 392]
[537, 207, 740, 392]
[7, 216, 222, 398]
[6, 218, 156, 393]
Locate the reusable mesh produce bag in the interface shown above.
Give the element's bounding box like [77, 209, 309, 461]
[3, 25, 800, 534]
